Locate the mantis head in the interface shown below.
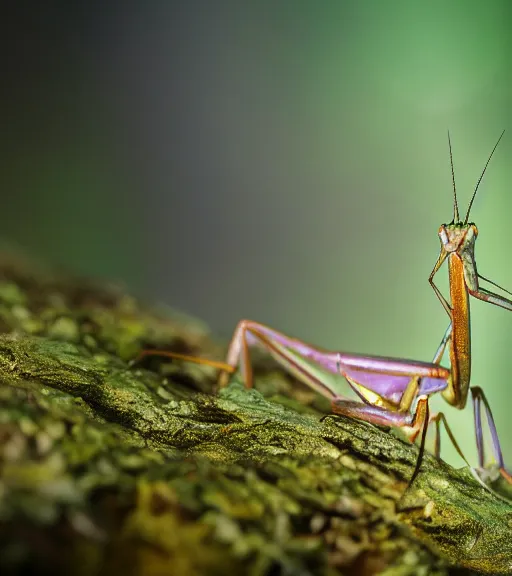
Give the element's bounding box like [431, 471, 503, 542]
[438, 222, 478, 254]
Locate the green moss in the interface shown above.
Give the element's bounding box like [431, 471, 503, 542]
[0, 256, 509, 575]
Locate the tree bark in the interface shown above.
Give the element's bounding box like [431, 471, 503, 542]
[0, 253, 510, 576]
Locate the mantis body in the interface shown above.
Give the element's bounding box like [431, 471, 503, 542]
[139, 132, 512, 494]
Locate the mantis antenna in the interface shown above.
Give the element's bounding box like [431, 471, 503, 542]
[464, 129, 505, 224]
[447, 130, 459, 223]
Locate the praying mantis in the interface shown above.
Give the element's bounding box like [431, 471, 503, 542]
[426, 130, 512, 490]
[139, 131, 512, 495]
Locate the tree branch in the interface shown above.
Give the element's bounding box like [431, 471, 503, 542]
[0, 254, 509, 575]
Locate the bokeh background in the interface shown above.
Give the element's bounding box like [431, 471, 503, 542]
[2, 1, 512, 468]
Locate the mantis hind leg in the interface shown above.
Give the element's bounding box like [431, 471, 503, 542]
[427, 411, 470, 466]
[330, 396, 430, 488]
[330, 396, 429, 443]
[471, 386, 512, 483]
[218, 320, 340, 399]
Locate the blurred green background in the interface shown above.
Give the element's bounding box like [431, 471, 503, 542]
[2, 1, 511, 468]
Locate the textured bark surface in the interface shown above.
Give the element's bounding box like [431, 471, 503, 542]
[0, 253, 510, 576]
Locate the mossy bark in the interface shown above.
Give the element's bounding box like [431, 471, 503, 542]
[0, 253, 510, 576]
